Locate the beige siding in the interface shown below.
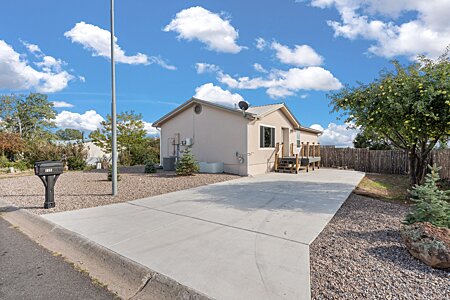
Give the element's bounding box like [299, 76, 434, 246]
[247, 110, 299, 175]
[299, 130, 319, 144]
[160, 104, 248, 175]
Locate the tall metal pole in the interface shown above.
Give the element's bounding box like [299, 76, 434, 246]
[110, 0, 118, 196]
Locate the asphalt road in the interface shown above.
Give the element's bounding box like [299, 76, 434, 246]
[0, 217, 116, 300]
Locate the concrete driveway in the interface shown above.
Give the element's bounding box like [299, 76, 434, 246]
[44, 169, 364, 300]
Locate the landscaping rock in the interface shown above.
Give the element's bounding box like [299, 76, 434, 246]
[310, 194, 449, 299]
[0, 166, 239, 215]
[401, 222, 450, 269]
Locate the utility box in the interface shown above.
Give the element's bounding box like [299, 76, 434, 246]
[163, 156, 176, 171]
[199, 162, 224, 174]
[34, 160, 63, 209]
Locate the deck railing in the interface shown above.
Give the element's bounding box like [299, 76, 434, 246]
[300, 142, 321, 158]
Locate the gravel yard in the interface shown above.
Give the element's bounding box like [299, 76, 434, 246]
[310, 194, 449, 300]
[0, 166, 239, 215]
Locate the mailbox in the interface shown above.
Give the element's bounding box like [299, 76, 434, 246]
[34, 160, 64, 209]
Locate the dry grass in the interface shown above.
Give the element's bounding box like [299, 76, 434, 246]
[354, 173, 411, 203]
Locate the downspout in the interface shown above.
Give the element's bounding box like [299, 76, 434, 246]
[156, 127, 162, 166]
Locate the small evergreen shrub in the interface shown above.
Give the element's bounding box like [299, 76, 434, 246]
[107, 166, 121, 181]
[67, 156, 86, 171]
[176, 148, 199, 176]
[404, 164, 450, 228]
[144, 159, 156, 173]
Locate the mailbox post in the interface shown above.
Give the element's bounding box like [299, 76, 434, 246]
[34, 161, 64, 209]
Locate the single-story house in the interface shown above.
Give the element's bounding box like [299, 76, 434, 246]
[53, 139, 110, 166]
[153, 98, 322, 176]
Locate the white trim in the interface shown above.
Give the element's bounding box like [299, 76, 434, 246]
[259, 124, 276, 149]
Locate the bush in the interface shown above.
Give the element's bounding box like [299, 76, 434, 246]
[404, 165, 450, 228]
[129, 142, 159, 166]
[145, 159, 156, 173]
[24, 140, 63, 165]
[67, 156, 86, 171]
[107, 165, 121, 181]
[0, 155, 10, 168]
[11, 160, 29, 171]
[62, 142, 88, 170]
[176, 148, 199, 176]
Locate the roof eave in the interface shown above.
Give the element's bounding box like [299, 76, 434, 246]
[152, 97, 256, 127]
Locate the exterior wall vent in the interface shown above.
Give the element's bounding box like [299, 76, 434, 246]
[194, 104, 202, 114]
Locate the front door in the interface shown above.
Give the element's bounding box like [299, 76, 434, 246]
[282, 128, 290, 157]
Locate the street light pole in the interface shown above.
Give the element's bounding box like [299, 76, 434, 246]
[110, 0, 118, 196]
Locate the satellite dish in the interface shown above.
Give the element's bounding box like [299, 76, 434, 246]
[238, 101, 249, 111]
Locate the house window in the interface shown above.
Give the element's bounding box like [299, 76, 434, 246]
[260, 125, 275, 148]
[296, 130, 301, 147]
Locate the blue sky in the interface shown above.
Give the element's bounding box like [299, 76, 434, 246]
[1, 0, 448, 146]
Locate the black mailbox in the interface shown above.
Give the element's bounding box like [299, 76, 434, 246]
[34, 160, 64, 209]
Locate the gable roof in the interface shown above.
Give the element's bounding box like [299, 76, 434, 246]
[152, 97, 301, 128]
[299, 126, 322, 134]
[152, 98, 252, 127]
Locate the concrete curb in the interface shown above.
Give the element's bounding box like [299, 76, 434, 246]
[0, 199, 210, 300]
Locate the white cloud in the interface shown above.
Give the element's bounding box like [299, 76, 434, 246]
[308, 0, 450, 59]
[65, 22, 176, 69]
[78, 75, 86, 82]
[35, 56, 65, 73]
[195, 62, 221, 74]
[253, 63, 268, 73]
[300, 94, 309, 99]
[53, 101, 74, 108]
[164, 6, 243, 53]
[271, 41, 324, 66]
[0, 40, 74, 93]
[311, 122, 359, 147]
[255, 37, 267, 50]
[194, 83, 245, 107]
[55, 110, 104, 131]
[217, 66, 342, 98]
[143, 122, 159, 135]
[21, 40, 43, 56]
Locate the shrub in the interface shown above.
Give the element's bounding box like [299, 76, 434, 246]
[129, 142, 159, 166]
[0, 155, 10, 168]
[107, 165, 121, 181]
[11, 160, 29, 171]
[67, 156, 86, 171]
[24, 140, 63, 165]
[144, 159, 156, 173]
[63, 142, 88, 171]
[404, 165, 450, 228]
[176, 148, 199, 176]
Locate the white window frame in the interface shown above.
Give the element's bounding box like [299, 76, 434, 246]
[259, 124, 276, 149]
[296, 130, 301, 148]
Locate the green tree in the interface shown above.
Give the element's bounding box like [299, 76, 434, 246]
[0, 93, 56, 140]
[89, 111, 148, 165]
[404, 165, 450, 228]
[330, 52, 450, 185]
[353, 130, 394, 150]
[55, 128, 84, 141]
[176, 148, 199, 176]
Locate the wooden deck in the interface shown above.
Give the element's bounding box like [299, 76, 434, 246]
[274, 142, 321, 174]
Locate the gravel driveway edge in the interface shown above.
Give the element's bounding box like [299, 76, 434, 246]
[0, 198, 211, 300]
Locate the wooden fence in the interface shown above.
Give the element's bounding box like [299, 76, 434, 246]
[320, 147, 450, 179]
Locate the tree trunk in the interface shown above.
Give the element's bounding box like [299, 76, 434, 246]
[408, 148, 430, 186]
[409, 148, 418, 186]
